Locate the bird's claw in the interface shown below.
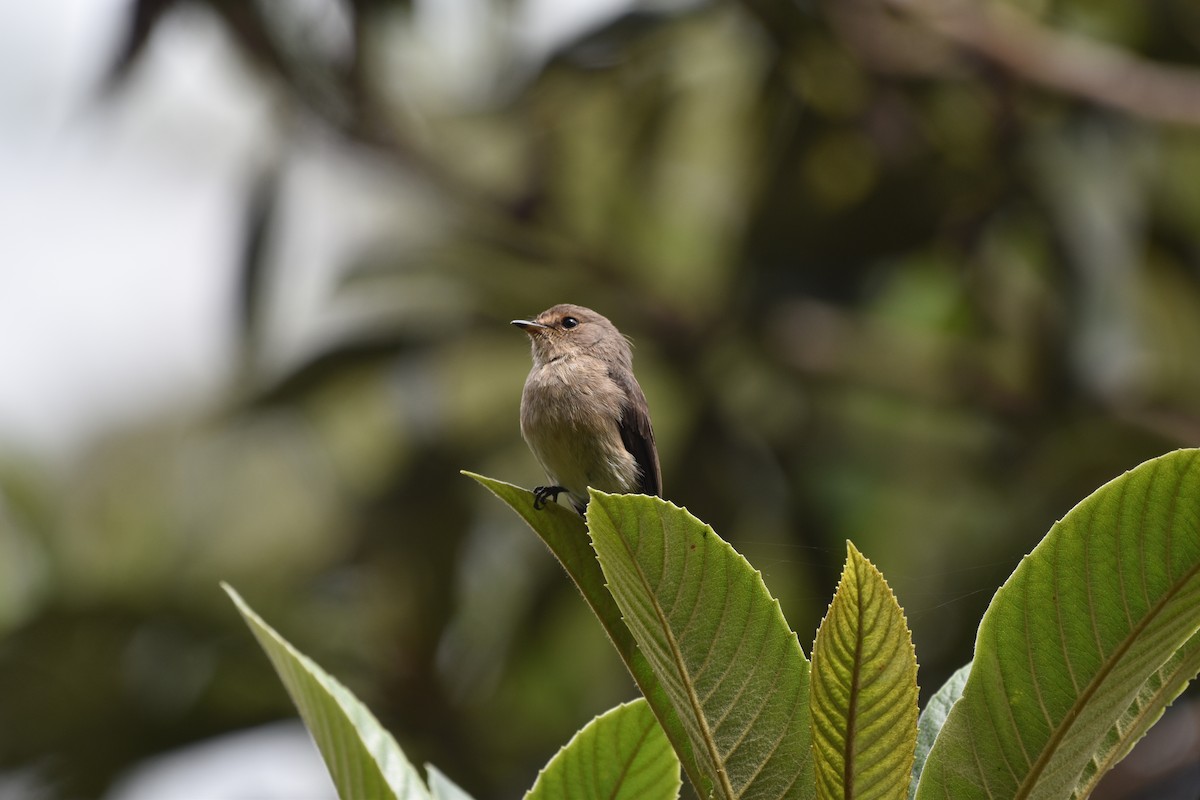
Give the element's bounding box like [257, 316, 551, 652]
[533, 485, 566, 510]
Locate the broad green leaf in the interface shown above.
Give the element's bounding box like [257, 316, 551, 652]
[526, 698, 681, 800]
[1071, 629, 1200, 798]
[586, 491, 815, 800]
[464, 472, 706, 796]
[811, 542, 918, 800]
[908, 663, 970, 800]
[224, 584, 430, 800]
[915, 449, 1200, 800]
[427, 765, 476, 800]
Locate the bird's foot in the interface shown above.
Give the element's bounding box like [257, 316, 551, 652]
[532, 485, 566, 510]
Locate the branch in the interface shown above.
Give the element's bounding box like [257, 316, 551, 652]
[840, 0, 1200, 126]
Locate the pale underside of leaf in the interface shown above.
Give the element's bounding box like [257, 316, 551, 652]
[427, 764, 477, 800]
[908, 663, 971, 800]
[225, 583, 430, 800]
[1071, 628, 1200, 799]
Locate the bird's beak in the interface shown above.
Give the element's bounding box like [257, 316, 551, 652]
[512, 319, 550, 335]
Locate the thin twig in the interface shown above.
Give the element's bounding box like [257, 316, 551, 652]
[841, 0, 1200, 126]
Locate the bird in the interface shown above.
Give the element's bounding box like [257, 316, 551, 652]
[512, 303, 661, 515]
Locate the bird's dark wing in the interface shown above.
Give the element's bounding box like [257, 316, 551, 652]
[615, 376, 662, 498]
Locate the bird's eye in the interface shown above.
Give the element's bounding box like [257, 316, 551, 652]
[561, 317, 579, 329]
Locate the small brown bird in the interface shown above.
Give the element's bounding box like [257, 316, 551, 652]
[513, 304, 661, 514]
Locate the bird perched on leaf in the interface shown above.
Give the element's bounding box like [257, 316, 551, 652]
[513, 304, 661, 514]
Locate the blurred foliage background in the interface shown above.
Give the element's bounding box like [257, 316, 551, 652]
[4, 0, 1200, 797]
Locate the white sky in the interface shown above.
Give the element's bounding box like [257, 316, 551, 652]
[0, 0, 646, 460]
[0, 1, 255, 457]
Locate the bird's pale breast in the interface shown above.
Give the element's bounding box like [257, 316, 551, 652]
[520, 356, 641, 505]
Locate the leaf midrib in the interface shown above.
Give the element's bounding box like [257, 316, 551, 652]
[610, 505, 739, 800]
[1014, 555, 1200, 797]
[606, 708, 658, 800]
[1072, 644, 1200, 799]
[843, 564, 865, 798]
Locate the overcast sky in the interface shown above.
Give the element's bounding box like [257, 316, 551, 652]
[0, 0, 649, 462]
[0, 1, 246, 457]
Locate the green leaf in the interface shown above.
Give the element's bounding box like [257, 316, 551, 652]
[586, 490, 815, 800]
[915, 449, 1200, 800]
[909, 663, 970, 800]
[1071, 629, 1200, 798]
[224, 584, 431, 800]
[464, 472, 706, 796]
[525, 698, 681, 800]
[811, 542, 918, 800]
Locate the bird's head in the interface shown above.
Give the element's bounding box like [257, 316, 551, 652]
[512, 304, 631, 367]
